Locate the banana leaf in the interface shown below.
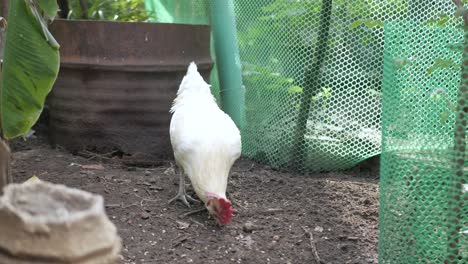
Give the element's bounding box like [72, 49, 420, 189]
[1, 0, 59, 139]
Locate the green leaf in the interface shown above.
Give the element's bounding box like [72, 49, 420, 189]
[437, 16, 449, 26]
[287, 85, 303, 94]
[427, 58, 458, 74]
[37, 0, 59, 20]
[1, 0, 60, 139]
[350, 20, 362, 30]
[364, 19, 383, 29]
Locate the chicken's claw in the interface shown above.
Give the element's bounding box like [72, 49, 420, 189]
[168, 192, 198, 208]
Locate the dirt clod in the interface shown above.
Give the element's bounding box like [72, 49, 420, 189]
[243, 222, 255, 233]
[140, 212, 151, 220]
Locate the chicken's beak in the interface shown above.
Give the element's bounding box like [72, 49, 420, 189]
[206, 198, 217, 215]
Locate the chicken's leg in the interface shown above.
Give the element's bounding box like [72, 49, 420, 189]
[168, 169, 198, 208]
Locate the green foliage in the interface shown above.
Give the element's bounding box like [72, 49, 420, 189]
[1, 0, 60, 139]
[37, 0, 59, 20]
[424, 13, 459, 27]
[429, 88, 457, 125]
[427, 58, 459, 74]
[238, 0, 408, 96]
[350, 19, 384, 30]
[311, 87, 332, 112]
[68, 0, 151, 22]
[287, 85, 302, 94]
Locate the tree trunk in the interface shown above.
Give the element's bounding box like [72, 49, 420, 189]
[0, 139, 11, 194]
[0, 0, 7, 19]
[0, 0, 10, 194]
[78, 0, 88, 19]
[58, 0, 69, 19]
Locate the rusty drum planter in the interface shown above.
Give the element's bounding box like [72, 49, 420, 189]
[48, 20, 212, 164]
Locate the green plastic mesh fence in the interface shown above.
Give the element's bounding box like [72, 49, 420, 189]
[379, 2, 467, 263]
[234, 0, 384, 172]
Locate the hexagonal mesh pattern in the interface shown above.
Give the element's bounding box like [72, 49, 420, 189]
[379, 3, 467, 264]
[233, 0, 385, 172]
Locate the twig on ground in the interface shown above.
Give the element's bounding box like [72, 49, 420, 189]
[122, 203, 139, 209]
[171, 235, 189, 248]
[302, 226, 322, 264]
[180, 208, 206, 218]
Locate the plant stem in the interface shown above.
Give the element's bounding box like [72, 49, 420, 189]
[0, 139, 11, 194]
[292, 0, 333, 170]
[79, 0, 88, 19]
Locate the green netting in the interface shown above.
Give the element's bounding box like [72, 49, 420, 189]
[379, 4, 467, 264]
[234, 0, 385, 171]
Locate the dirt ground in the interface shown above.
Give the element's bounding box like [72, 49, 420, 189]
[10, 130, 379, 264]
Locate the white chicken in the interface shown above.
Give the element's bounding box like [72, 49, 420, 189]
[168, 62, 241, 225]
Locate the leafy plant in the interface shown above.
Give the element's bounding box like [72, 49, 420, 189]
[2, 0, 59, 138]
[67, 0, 151, 22]
[427, 58, 459, 74]
[311, 87, 332, 111]
[0, 0, 60, 190]
[429, 88, 457, 125]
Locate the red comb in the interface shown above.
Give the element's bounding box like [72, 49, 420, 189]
[216, 198, 235, 225]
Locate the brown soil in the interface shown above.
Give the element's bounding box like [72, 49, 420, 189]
[10, 132, 379, 264]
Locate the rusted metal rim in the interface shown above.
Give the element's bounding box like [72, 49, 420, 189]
[59, 60, 213, 72]
[50, 19, 212, 72]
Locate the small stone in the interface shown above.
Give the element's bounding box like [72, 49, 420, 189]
[272, 235, 280, 241]
[164, 167, 175, 175]
[314, 226, 324, 233]
[230, 230, 237, 236]
[80, 170, 95, 176]
[176, 220, 190, 230]
[144, 170, 151, 176]
[140, 212, 151, 220]
[243, 222, 254, 233]
[104, 175, 114, 181]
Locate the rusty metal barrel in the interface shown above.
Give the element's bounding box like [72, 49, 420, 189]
[48, 20, 213, 165]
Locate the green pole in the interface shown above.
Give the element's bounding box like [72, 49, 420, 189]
[210, 0, 244, 129]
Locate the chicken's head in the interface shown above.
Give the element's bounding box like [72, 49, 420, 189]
[206, 197, 235, 225]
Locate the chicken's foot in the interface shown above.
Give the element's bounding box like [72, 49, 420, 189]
[168, 170, 198, 208]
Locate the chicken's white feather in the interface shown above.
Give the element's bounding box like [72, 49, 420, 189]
[170, 62, 241, 204]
